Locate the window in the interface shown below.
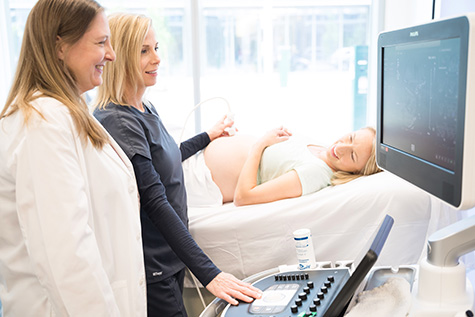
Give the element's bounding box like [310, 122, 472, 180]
[197, 2, 371, 143]
[4, 0, 371, 143]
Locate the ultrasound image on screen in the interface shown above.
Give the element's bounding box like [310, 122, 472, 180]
[382, 38, 460, 171]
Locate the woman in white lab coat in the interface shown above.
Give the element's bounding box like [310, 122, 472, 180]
[0, 0, 147, 315]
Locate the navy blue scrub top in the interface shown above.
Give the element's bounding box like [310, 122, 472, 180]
[94, 102, 220, 286]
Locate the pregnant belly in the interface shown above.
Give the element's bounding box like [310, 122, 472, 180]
[203, 134, 257, 202]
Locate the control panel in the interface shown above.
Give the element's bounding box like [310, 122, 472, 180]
[222, 268, 350, 317]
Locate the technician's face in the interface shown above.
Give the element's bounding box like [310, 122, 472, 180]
[58, 11, 116, 94]
[324, 128, 374, 173]
[140, 27, 160, 88]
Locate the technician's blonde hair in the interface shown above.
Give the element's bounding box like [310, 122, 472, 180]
[95, 13, 152, 109]
[0, 0, 109, 148]
[331, 126, 381, 186]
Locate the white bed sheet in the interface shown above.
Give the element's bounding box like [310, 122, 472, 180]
[186, 171, 436, 286]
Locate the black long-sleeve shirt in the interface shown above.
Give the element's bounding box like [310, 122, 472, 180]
[94, 102, 220, 286]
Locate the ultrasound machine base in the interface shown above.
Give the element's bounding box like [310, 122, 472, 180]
[409, 259, 474, 317]
[408, 214, 475, 317]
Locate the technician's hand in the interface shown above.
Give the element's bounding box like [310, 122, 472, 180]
[206, 115, 236, 141]
[206, 272, 263, 305]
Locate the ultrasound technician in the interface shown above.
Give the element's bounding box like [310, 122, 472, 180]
[93, 13, 262, 316]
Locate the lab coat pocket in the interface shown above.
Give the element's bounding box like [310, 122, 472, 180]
[111, 280, 130, 316]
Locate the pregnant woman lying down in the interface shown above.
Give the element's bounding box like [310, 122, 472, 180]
[183, 126, 381, 207]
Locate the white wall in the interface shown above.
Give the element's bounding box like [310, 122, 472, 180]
[383, 0, 433, 31]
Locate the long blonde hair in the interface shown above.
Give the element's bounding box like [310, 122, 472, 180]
[95, 13, 152, 109]
[0, 0, 109, 148]
[331, 126, 381, 185]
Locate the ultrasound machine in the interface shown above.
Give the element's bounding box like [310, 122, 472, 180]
[376, 13, 475, 317]
[202, 14, 475, 317]
[199, 215, 394, 317]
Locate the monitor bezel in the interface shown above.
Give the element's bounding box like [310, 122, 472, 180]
[376, 15, 471, 209]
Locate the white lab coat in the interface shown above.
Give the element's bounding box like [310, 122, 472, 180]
[0, 96, 147, 316]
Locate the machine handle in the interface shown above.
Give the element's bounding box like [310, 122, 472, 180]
[427, 214, 475, 267]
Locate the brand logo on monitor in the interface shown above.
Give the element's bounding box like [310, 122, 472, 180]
[410, 31, 419, 37]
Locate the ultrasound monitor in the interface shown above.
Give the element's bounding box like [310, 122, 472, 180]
[376, 14, 475, 210]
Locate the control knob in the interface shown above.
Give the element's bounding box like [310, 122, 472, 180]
[291, 305, 298, 313]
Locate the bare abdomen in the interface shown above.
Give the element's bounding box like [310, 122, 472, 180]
[203, 134, 257, 202]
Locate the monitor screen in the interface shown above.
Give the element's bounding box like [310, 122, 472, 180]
[382, 37, 460, 172]
[377, 15, 475, 209]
